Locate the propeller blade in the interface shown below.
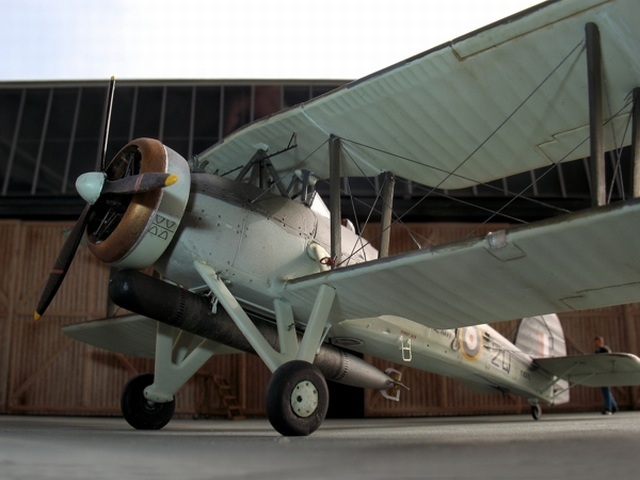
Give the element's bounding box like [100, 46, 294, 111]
[34, 205, 91, 320]
[99, 76, 116, 171]
[35, 77, 117, 321]
[101, 172, 178, 195]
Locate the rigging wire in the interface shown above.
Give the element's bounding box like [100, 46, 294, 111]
[212, 34, 634, 267]
[467, 97, 634, 237]
[605, 97, 633, 204]
[341, 38, 586, 230]
[245, 138, 330, 205]
[336, 85, 632, 262]
[329, 36, 634, 263]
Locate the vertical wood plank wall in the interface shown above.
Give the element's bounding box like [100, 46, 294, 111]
[0, 221, 20, 414]
[1, 220, 638, 418]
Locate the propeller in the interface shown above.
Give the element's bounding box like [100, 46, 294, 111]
[75, 171, 178, 205]
[34, 205, 91, 320]
[34, 77, 177, 320]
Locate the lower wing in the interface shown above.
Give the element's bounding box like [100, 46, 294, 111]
[62, 314, 238, 358]
[63, 315, 158, 358]
[284, 199, 640, 329]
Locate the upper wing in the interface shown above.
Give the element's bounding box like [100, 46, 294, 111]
[198, 0, 639, 189]
[282, 198, 640, 329]
[535, 353, 640, 387]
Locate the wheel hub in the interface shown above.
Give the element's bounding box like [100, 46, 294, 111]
[290, 380, 318, 418]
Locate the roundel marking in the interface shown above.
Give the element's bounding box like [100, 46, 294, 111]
[461, 326, 482, 360]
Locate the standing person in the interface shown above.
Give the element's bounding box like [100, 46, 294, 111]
[594, 336, 618, 414]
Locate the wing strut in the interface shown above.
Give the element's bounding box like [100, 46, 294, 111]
[586, 22, 606, 207]
[632, 87, 640, 197]
[194, 261, 288, 371]
[329, 135, 342, 267]
[378, 172, 396, 259]
[193, 261, 336, 370]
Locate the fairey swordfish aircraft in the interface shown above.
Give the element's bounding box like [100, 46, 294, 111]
[35, 0, 640, 436]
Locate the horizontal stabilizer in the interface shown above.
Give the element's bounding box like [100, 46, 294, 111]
[535, 353, 640, 387]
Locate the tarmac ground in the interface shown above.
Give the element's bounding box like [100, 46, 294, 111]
[1, 411, 638, 479]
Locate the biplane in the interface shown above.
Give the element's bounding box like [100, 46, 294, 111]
[35, 0, 640, 435]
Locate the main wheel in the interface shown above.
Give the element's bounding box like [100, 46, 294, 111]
[121, 373, 175, 430]
[531, 404, 542, 421]
[265, 360, 329, 436]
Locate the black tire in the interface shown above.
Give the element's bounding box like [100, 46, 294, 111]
[121, 373, 175, 430]
[265, 360, 329, 436]
[531, 404, 542, 421]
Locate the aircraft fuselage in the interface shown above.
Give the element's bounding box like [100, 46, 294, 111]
[153, 172, 560, 406]
[331, 316, 560, 405]
[155, 173, 377, 315]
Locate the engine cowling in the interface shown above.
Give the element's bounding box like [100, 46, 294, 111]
[86, 138, 191, 269]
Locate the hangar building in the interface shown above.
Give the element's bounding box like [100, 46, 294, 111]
[0, 79, 638, 419]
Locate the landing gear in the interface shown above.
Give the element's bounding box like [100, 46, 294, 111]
[530, 403, 542, 421]
[121, 373, 176, 430]
[193, 264, 335, 436]
[266, 360, 329, 436]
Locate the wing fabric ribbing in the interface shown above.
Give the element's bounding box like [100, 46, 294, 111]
[282, 199, 640, 329]
[198, 0, 639, 190]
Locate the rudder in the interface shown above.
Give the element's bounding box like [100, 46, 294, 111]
[515, 314, 570, 404]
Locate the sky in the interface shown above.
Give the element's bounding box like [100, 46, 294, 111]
[1, 0, 542, 81]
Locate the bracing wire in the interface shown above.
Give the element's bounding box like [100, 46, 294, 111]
[329, 37, 634, 264]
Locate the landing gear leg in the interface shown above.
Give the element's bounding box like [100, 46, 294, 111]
[120, 323, 219, 430]
[266, 360, 329, 436]
[194, 263, 336, 436]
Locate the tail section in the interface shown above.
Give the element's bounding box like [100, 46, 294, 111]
[515, 314, 570, 404]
